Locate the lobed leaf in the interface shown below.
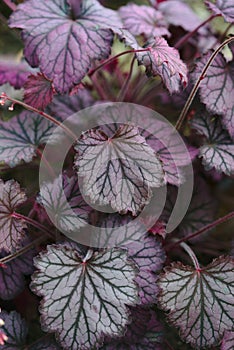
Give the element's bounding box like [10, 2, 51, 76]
[119, 4, 169, 39]
[158, 256, 234, 349]
[0, 111, 57, 167]
[190, 110, 234, 175]
[30, 244, 138, 350]
[136, 37, 188, 93]
[9, 0, 122, 93]
[23, 73, 55, 110]
[74, 124, 165, 215]
[193, 50, 234, 138]
[206, 0, 234, 23]
[0, 180, 27, 252]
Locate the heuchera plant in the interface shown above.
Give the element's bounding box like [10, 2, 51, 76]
[0, 0, 233, 349]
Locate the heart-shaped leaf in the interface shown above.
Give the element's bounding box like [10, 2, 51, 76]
[0, 180, 27, 252]
[136, 37, 188, 93]
[24, 73, 55, 110]
[74, 124, 165, 215]
[158, 256, 234, 349]
[9, 0, 122, 93]
[193, 50, 234, 138]
[101, 307, 163, 350]
[30, 244, 138, 350]
[221, 331, 234, 350]
[190, 110, 234, 175]
[0, 237, 36, 300]
[0, 311, 28, 349]
[39, 173, 91, 232]
[206, 0, 234, 23]
[0, 111, 57, 167]
[119, 4, 169, 39]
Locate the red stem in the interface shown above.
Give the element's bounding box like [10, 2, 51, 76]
[12, 212, 54, 238]
[88, 48, 151, 77]
[89, 74, 109, 100]
[175, 14, 220, 49]
[175, 36, 234, 130]
[0, 235, 47, 264]
[168, 211, 234, 250]
[117, 57, 136, 102]
[3, 0, 16, 11]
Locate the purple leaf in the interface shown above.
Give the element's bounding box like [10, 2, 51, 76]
[48, 88, 94, 120]
[0, 111, 58, 167]
[162, 176, 217, 240]
[91, 213, 149, 248]
[142, 129, 197, 186]
[115, 29, 141, 51]
[159, 0, 206, 33]
[92, 214, 165, 304]
[30, 244, 138, 350]
[206, 0, 234, 23]
[221, 330, 234, 350]
[97, 104, 193, 187]
[136, 37, 188, 93]
[119, 4, 169, 39]
[0, 311, 28, 349]
[158, 256, 234, 349]
[9, 0, 122, 93]
[101, 307, 163, 350]
[0, 180, 27, 252]
[39, 173, 91, 232]
[193, 50, 234, 138]
[74, 124, 165, 215]
[0, 60, 31, 89]
[0, 238, 36, 300]
[124, 235, 166, 305]
[190, 110, 234, 176]
[24, 73, 55, 110]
